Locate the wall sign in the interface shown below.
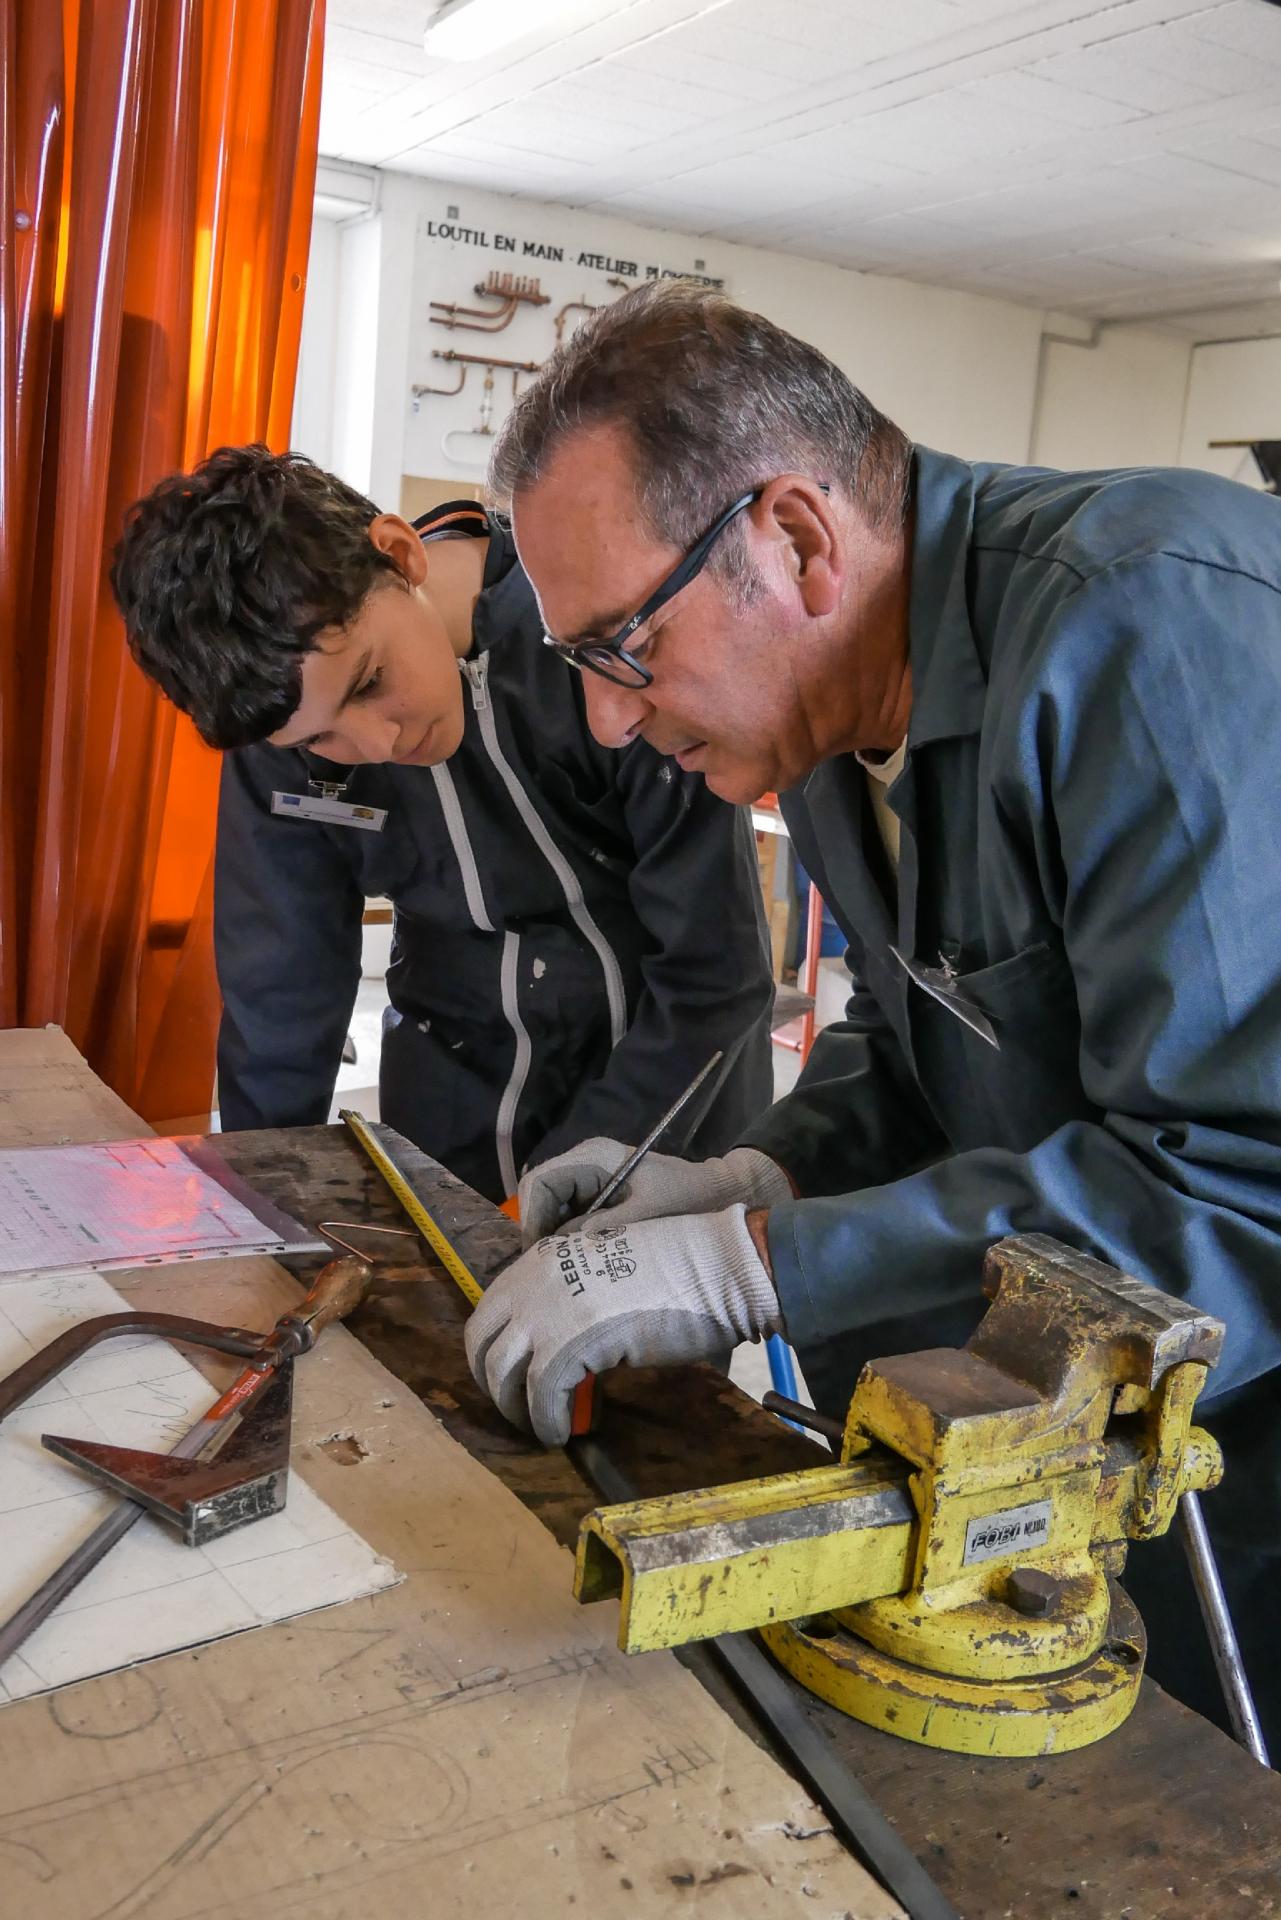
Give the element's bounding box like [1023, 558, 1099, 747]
[422, 218, 724, 288]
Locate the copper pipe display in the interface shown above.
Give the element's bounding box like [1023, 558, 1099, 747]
[431, 349, 542, 371]
[554, 278, 634, 343]
[413, 361, 467, 398]
[554, 298, 598, 343]
[412, 348, 542, 403]
[431, 270, 550, 333]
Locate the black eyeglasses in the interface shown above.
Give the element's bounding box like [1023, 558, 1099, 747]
[542, 488, 764, 689]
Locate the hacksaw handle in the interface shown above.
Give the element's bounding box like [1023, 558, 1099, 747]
[570, 1375, 597, 1437]
[292, 1255, 374, 1338]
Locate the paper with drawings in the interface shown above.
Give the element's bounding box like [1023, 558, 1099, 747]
[0, 1265, 400, 1704]
[0, 1135, 324, 1277]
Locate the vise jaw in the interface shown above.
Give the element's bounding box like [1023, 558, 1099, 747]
[574, 1235, 1224, 1757]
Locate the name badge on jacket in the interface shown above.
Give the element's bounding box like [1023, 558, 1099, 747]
[271, 791, 387, 832]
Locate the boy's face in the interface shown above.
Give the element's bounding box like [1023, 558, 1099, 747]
[268, 516, 466, 766]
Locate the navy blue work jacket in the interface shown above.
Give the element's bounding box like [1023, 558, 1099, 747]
[747, 447, 1281, 1547]
[215, 507, 774, 1201]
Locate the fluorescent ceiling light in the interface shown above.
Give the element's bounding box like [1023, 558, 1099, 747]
[425, 0, 545, 61]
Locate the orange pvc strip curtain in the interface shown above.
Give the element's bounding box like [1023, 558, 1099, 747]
[0, 0, 323, 1121]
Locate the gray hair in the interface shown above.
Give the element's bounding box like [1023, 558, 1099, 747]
[488, 281, 911, 593]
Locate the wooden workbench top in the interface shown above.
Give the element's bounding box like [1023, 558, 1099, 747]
[217, 1121, 1281, 1920]
[2, 1032, 899, 1920]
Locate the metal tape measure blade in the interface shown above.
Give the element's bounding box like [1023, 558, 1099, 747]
[340, 1110, 484, 1308]
[341, 1109, 593, 1435]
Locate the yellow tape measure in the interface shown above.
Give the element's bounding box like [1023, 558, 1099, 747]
[340, 1109, 483, 1309]
[341, 1108, 597, 1436]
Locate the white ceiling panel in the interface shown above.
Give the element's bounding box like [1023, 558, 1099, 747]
[319, 0, 1281, 334]
[1185, 132, 1281, 184]
[1030, 43, 1223, 114]
[583, 59, 760, 118]
[1184, 0, 1281, 60]
[612, 40, 785, 100]
[326, 23, 435, 77]
[949, 69, 1137, 130]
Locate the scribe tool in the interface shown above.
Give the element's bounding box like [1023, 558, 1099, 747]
[580, 1048, 724, 1218]
[342, 1049, 725, 1437]
[0, 1254, 373, 1671]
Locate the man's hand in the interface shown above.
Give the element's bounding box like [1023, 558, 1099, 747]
[517, 1138, 792, 1247]
[465, 1207, 783, 1446]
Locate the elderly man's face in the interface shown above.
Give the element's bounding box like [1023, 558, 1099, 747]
[511, 424, 825, 805]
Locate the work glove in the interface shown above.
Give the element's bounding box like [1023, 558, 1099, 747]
[466, 1206, 783, 1447]
[517, 1138, 792, 1247]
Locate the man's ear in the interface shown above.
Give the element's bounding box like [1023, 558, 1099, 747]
[756, 478, 841, 618]
[367, 513, 427, 587]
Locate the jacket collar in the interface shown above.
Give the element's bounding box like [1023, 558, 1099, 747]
[413, 501, 527, 658]
[474, 511, 531, 655]
[903, 444, 990, 751]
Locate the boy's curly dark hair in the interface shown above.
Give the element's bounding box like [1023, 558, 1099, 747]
[110, 445, 402, 749]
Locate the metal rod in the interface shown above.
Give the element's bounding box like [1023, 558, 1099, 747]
[0, 1403, 234, 1670]
[1178, 1491, 1270, 1766]
[554, 297, 597, 342]
[412, 362, 467, 399]
[319, 1221, 416, 1261]
[584, 1050, 725, 1218]
[430, 297, 520, 332]
[762, 1390, 845, 1445]
[433, 348, 541, 371]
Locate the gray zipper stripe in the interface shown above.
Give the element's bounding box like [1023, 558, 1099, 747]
[430, 761, 494, 933]
[496, 931, 531, 1196]
[469, 655, 628, 1046]
[431, 754, 523, 1190]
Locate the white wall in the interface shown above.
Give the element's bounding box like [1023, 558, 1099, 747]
[395, 178, 1045, 490]
[329, 215, 383, 498]
[1178, 336, 1281, 486]
[292, 171, 1054, 504]
[290, 218, 339, 469]
[294, 166, 1262, 503]
[1032, 326, 1192, 473]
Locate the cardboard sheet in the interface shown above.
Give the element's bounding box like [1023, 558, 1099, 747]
[0, 1264, 400, 1704]
[0, 1030, 902, 1919]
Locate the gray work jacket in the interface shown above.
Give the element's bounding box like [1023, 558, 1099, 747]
[746, 446, 1281, 1544]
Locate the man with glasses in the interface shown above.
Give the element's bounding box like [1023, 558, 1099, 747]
[469, 282, 1281, 1753]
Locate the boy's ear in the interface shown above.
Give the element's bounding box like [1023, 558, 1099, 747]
[368, 513, 427, 587]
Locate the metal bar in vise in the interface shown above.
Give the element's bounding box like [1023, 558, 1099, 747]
[574, 1436, 961, 1920]
[764, 1390, 1270, 1771]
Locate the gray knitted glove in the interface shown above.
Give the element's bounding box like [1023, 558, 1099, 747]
[465, 1206, 783, 1446]
[518, 1138, 792, 1247]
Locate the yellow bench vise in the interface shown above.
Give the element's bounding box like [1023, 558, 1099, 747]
[574, 1234, 1225, 1757]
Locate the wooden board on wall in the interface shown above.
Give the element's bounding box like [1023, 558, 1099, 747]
[400, 473, 485, 521]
